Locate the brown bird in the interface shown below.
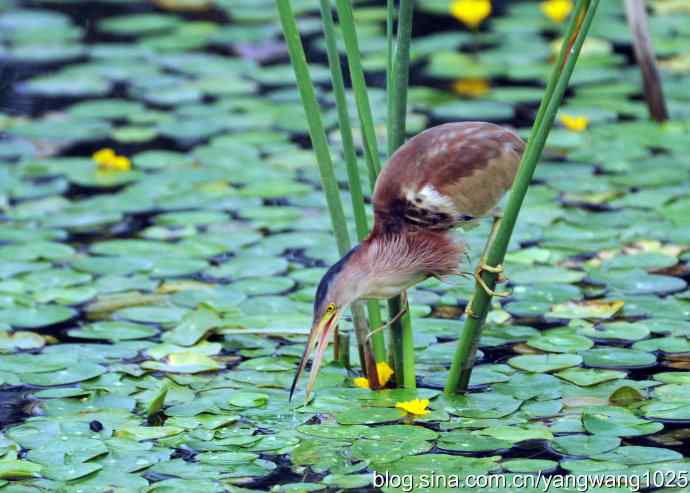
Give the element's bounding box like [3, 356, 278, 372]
[290, 121, 525, 401]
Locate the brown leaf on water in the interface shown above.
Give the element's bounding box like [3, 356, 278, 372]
[646, 428, 690, 447]
[548, 300, 624, 320]
[562, 396, 608, 409]
[85, 292, 167, 317]
[152, 0, 213, 12]
[511, 343, 541, 355]
[662, 354, 690, 370]
[433, 305, 465, 319]
[609, 385, 644, 407]
[156, 280, 215, 294]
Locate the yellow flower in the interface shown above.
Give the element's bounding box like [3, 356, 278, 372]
[395, 399, 430, 416]
[92, 148, 116, 164]
[452, 78, 490, 98]
[541, 0, 573, 23]
[376, 362, 394, 386]
[110, 156, 131, 171]
[92, 148, 132, 172]
[560, 114, 589, 132]
[450, 0, 492, 29]
[353, 377, 370, 389]
[352, 362, 394, 389]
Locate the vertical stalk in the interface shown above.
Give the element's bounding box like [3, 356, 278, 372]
[334, 0, 383, 188]
[276, 0, 376, 382]
[318, 0, 386, 366]
[623, 0, 668, 122]
[386, 0, 395, 149]
[444, 0, 600, 394]
[386, 0, 416, 389]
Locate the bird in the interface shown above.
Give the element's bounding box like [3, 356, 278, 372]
[290, 121, 525, 401]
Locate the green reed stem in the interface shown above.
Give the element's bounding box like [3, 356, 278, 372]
[386, 0, 416, 389]
[318, 0, 386, 364]
[334, 0, 382, 188]
[276, 0, 376, 381]
[386, 0, 394, 148]
[444, 0, 599, 395]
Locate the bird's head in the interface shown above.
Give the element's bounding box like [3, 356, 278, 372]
[290, 246, 363, 402]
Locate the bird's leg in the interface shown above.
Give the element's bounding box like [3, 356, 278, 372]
[474, 263, 509, 297]
[366, 294, 408, 344]
[470, 211, 511, 304]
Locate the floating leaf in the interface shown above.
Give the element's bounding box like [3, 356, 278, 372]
[508, 354, 583, 373]
[142, 352, 223, 373]
[547, 300, 624, 320]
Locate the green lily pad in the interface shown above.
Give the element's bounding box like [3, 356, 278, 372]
[335, 406, 404, 425]
[437, 431, 511, 453]
[581, 348, 657, 369]
[527, 333, 594, 353]
[583, 407, 664, 437]
[446, 392, 523, 419]
[21, 362, 106, 386]
[0, 305, 76, 329]
[68, 321, 158, 341]
[476, 425, 553, 443]
[643, 401, 690, 422]
[556, 367, 626, 386]
[592, 446, 682, 465]
[163, 305, 221, 346]
[551, 434, 621, 457]
[508, 354, 583, 373]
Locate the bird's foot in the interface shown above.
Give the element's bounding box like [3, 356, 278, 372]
[474, 263, 510, 297]
[465, 296, 479, 319]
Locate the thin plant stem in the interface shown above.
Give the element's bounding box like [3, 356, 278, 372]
[276, 0, 377, 383]
[334, 0, 382, 188]
[623, 0, 668, 122]
[386, 0, 416, 389]
[318, 0, 386, 366]
[388, 0, 414, 155]
[444, 0, 600, 394]
[386, 0, 394, 149]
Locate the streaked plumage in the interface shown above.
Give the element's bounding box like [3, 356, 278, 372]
[291, 121, 525, 401]
[372, 121, 525, 234]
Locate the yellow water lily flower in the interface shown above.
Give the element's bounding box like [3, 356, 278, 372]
[560, 114, 589, 132]
[92, 148, 132, 172]
[395, 398, 430, 416]
[450, 0, 492, 29]
[376, 361, 394, 386]
[353, 377, 370, 389]
[452, 78, 490, 98]
[92, 148, 116, 164]
[352, 362, 395, 389]
[109, 156, 132, 171]
[541, 0, 573, 23]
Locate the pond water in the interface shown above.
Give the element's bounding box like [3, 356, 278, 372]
[1, 0, 690, 492]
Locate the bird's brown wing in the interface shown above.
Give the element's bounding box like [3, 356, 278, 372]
[371, 122, 525, 234]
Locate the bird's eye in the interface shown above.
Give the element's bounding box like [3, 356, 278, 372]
[326, 303, 336, 313]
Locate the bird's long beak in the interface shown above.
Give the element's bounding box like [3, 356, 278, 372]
[289, 309, 339, 403]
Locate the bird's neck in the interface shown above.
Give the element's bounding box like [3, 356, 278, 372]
[346, 229, 463, 300]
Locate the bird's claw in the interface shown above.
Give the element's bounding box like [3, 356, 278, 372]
[464, 297, 479, 319]
[474, 263, 510, 297]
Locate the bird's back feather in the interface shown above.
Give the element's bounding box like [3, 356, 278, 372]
[372, 122, 525, 234]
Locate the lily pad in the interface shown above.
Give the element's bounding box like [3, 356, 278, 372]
[508, 354, 583, 373]
[581, 348, 657, 369]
